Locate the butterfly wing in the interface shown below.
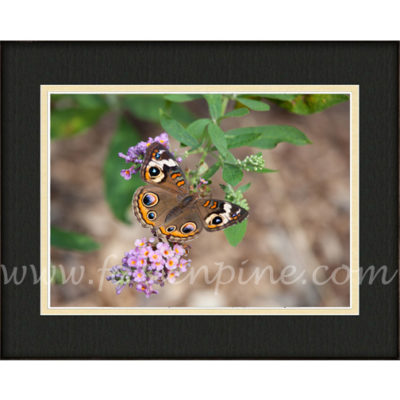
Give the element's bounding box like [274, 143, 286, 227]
[140, 142, 189, 194]
[156, 204, 203, 243]
[135, 142, 248, 241]
[133, 185, 179, 229]
[133, 186, 202, 242]
[197, 199, 249, 232]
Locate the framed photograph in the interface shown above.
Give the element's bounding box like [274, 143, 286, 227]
[1, 42, 398, 359]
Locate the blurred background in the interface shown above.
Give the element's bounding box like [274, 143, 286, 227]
[50, 93, 350, 308]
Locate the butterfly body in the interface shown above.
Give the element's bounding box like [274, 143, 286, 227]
[133, 142, 248, 243]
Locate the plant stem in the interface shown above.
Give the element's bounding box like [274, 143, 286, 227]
[221, 96, 230, 116]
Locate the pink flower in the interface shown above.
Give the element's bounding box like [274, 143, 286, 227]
[139, 246, 151, 258]
[118, 134, 171, 180]
[157, 242, 174, 258]
[173, 244, 186, 257]
[133, 269, 146, 282]
[135, 238, 147, 248]
[120, 169, 132, 180]
[167, 270, 180, 283]
[151, 260, 164, 271]
[178, 258, 190, 273]
[154, 132, 169, 146]
[137, 257, 147, 268]
[127, 256, 138, 267]
[149, 249, 162, 263]
[166, 256, 179, 270]
[107, 237, 192, 297]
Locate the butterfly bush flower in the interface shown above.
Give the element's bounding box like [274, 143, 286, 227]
[107, 237, 192, 297]
[119, 133, 170, 180]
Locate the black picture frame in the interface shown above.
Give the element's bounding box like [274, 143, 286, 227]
[0, 41, 399, 359]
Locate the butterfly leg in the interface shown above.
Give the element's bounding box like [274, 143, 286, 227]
[182, 243, 191, 255]
[151, 227, 158, 238]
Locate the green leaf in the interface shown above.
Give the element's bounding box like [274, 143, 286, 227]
[220, 183, 249, 210]
[237, 97, 270, 111]
[197, 162, 209, 176]
[224, 220, 248, 247]
[123, 95, 165, 122]
[273, 94, 349, 115]
[70, 94, 110, 109]
[51, 227, 100, 252]
[225, 132, 262, 148]
[204, 94, 223, 121]
[253, 94, 298, 101]
[122, 95, 196, 124]
[237, 182, 251, 193]
[169, 103, 197, 125]
[246, 166, 276, 173]
[104, 116, 143, 224]
[202, 162, 220, 180]
[208, 123, 228, 158]
[51, 265, 64, 284]
[222, 163, 243, 186]
[187, 118, 211, 141]
[219, 183, 249, 211]
[226, 125, 311, 149]
[160, 113, 199, 147]
[163, 94, 201, 103]
[224, 150, 238, 164]
[51, 107, 107, 139]
[220, 108, 250, 120]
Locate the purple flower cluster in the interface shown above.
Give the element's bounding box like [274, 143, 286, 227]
[118, 133, 170, 180]
[107, 237, 191, 297]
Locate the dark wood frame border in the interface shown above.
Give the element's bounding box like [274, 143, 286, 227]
[0, 42, 399, 359]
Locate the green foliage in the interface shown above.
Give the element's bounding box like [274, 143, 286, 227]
[51, 265, 64, 284]
[163, 94, 201, 103]
[237, 182, 251, 194]
[122, 95, 196, 124]
[51, 227, 100, 251]
[238, 152, 276, 173]
[221, 108, 250, 119]
[187, 118, 211, 141]
[51, 92, 348, 248]
[236, 97, 270, 111]
[204, 94, 224, 121]
[51, 94, 110, 139]
[220, 183, 251, 245]
[51, 108, 108, 139]
[224, 220, 248, 247]
[202, 162, 220, 180]
[270, 94, 349, 115]
[221, 183, 250, 210]
[123, 95, 165, 122]
[70, 94, 110, 108]
[104, 116, 143, 224]
[169, 102, 197, 124]
[224, 132, 262, 149]
[222, 163, 243, 186]
[226, 125, 312, 149]
[254, 94, 298, 101]
[208, 123, 229, 159]
[160, 112, 199, 148]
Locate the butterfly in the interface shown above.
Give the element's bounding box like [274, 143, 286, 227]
[132, 142, 249, 243]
